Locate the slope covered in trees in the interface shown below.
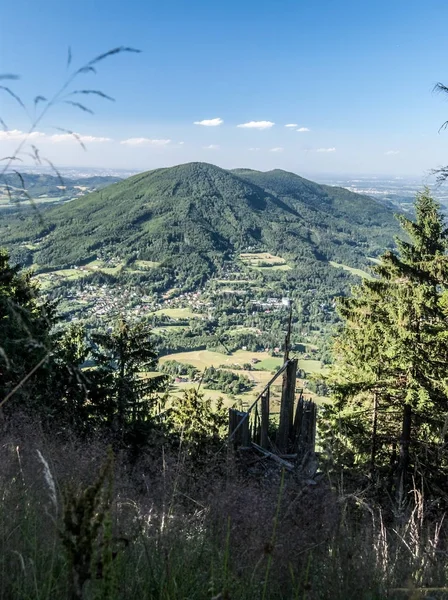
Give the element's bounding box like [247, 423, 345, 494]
[1, 162, 399, 288]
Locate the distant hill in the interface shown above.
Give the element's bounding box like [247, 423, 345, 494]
[0, 173, 122, 210]
[1, 162, 400, 288]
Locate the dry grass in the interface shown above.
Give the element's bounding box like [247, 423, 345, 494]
[0, 420, 447, 599]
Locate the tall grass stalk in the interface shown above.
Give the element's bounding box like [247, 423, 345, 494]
[262, 468, 286, 600]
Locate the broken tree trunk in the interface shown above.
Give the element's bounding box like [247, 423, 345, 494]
[276, 358, 298, 452]
[396, 402, 412, 508]
[260, 389, 270, 449]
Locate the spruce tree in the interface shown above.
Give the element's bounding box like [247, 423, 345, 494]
[325, 189, 448, 504]
[0, 249, 55, 412]
[90, 317, 166, 435]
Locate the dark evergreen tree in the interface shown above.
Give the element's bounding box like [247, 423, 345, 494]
[324, 190, 448, 505]
[89, 317, 166, 436]
[0, 249, 55, 412]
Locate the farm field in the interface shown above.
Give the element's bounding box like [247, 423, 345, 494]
[133, 260, 160, 269]
[329, 260, 373, 280]
[239, 252, 292, 271]
[158, 349, 326, 407]
[151, 307, 203, 319]
[34, 260, 125, 285]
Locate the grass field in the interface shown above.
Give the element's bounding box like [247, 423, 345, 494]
[329, 260, 374, 280]
[34, 260, 126, 285]
[158, 349, 326, 407]
[227, 326, 260, 336]
[133, 260, 160, 269]
[152, 307, 203, 319]
[239, 252, 292, 271]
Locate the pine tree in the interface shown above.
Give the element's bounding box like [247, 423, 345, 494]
[325, 189, 448, 503]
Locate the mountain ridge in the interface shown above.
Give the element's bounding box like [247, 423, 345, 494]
[1, 162, 400, 289]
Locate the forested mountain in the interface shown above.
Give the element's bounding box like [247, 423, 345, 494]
[1, 162, 400, 288]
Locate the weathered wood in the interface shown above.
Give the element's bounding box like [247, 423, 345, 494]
[227, 359, 291, 444]
[277, 358, 298, 452]
[251, 442, 294, 471]
[229, 408, 251, 448]
[260, 389, 270, 449]
[396, 403, 412, 505]
[294, 399, 317, 459]
[253, 403, 259, 444]
[292, 392, 304, 442]
[370, 391, 379, 475]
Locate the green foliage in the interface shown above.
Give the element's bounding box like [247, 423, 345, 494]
[0, 248, 55, 409]
[202, 366, 254, 394]
[323, 189, 448, 502]
[60, 452, 114, 600]
[161, 359, 200, 379]
[89, 318, 166, 435]
[165, 388, 227, 457]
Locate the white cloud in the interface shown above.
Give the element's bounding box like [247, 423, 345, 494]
[203, 144, 220, 150]
[316, 147, 336, 153]
[249, 147, 260, 151]
[385, 150, 400, 155]
[0, 129, 45, 141]
[51, 133, 112, 143]
[0, 129, 112, 144]
[237, 120, 275, 130]
[194, 117, 223, 126]
[297, 127, 310, 132]
[270, 147, 284, 152]
[120, 138, 171, 146]
[285, 123, 298, 128]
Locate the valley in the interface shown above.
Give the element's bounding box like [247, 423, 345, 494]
[1, 162, 401, 405]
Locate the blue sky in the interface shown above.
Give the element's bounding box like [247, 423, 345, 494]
[1, 0, 448, 176]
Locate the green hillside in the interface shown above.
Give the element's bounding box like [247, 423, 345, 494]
[1, 162, 400, 289]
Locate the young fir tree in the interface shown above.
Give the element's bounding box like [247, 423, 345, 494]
[90, 317, 165, 434]
[324, 189, 448, 503]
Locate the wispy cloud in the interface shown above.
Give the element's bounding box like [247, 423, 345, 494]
[385, 150, 400, 155]
[0, 129, 45, 141]
[194, 117, 223, 126]
[0, 129, 112, 143]
[249, 147, 260, 151]
[51, 133, 112, 143]
[120, 138, 171, 146]
[203, 144, 220, 150]
[237, 120, 274, 130]
[285, 123, 298, 128]
[316, 147, 336, 153]
[270, 147, 284, 152]
[297, 127, 310, 132]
